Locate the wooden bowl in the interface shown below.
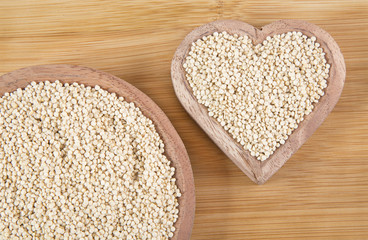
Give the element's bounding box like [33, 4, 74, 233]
[0, 64, 195, 239]
[171, 20, 345, 184]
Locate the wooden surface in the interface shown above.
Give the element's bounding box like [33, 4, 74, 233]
[1, 1, 367, 239]
[0, 64, 195, 240]
[172, 19, 345, 184]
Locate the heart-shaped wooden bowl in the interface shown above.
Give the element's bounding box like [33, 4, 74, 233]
[171, 20, 345, 184]
[0, 64, 195, 239]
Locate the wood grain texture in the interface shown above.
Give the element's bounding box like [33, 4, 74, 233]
[0, 64, 195, 240]
[172, 19, 345, 184]
[1, 0, 367, 239]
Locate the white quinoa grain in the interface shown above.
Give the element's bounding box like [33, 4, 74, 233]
[184, 31, 329, 160]
[0, 80, 180, 239]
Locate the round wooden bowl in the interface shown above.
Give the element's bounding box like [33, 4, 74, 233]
[0, 64, 195, 239]
[171, 19, 345, 184]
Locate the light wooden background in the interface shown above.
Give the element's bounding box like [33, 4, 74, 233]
[1, 1, 368, 239]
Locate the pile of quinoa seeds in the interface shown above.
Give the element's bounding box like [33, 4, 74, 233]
[0, 81, 180, 239]
[184, 31, 329, 161]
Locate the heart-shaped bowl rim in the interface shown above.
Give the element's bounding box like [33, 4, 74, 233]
[171, 19, 345, 184]
[0, 64, 195, 239]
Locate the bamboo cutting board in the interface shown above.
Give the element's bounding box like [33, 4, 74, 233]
[1, 1, 368, 239]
